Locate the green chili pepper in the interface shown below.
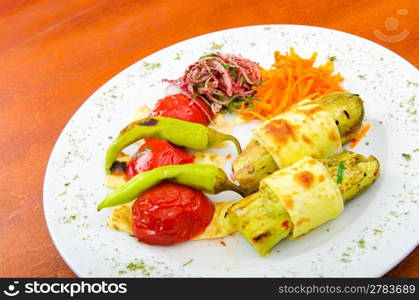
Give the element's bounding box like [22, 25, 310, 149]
[105, 116, 242, 173]
[337, 161, 345, 184]
[97, 163, 245, 210]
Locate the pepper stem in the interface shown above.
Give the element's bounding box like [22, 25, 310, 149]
[223, 134, 242, 154]
[214, 169, 247, 196]
[207, 128, 242, 154]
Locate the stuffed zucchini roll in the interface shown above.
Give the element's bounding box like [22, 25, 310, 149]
[233, 92, 364, 194]
[229, 151, 380, 256]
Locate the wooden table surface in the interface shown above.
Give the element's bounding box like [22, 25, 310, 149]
[0, 0, 417, 277]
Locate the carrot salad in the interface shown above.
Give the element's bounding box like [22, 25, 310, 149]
[239, 48, 345, 120]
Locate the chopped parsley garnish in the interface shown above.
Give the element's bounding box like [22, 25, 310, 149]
[247, 103, 256, 110]
[230, 68, 238, 76]
[337, 161, 345, 184]
[374, 228, 383, 234]
[210, 43, 223, 50]
[402, 153, 411, 161]
[199, 53, 217, 59]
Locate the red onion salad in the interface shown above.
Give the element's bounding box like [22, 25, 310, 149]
[164, 52, 262, 116]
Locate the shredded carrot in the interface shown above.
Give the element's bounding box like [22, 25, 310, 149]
[350, 124, 371, 149]
[239, 48, 345, 120]
[241, 109, 268, 121]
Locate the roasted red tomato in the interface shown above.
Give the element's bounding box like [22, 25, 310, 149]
[150, 93, 212, 125]
[126, 138, 195, 179]
[132, 182, 215, 245]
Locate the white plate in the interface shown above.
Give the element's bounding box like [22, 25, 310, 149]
[44, 25, 419, 277]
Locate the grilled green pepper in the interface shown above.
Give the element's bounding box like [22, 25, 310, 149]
[229, 151, 380, 256]
[232, 92, 365, 194]
[97, 163, 245, 210]
[105, 116, 242, 173]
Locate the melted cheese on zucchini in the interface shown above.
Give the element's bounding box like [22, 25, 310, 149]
[260, 156, 343, 238]
[254, 99, 341, 168]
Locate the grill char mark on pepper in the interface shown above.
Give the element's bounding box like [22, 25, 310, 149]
[139, 118, 159, 126]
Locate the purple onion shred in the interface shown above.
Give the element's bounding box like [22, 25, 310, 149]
[164, 52, 262, 115]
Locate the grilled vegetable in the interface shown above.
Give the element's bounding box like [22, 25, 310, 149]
[229, 190, 292, 255]
[108, 200, 237, 240]
[150, 93, 213, 125]
[229, 151, 380, 256]
[132, 182, 214, 245]
[232, 92, 365, 194]
[318, 150, 380, 201]
[97, 163, 245, 211]
[105, 116, 242, 173]
[317, 92, 364, 144]
[125, 138, 195, 180]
